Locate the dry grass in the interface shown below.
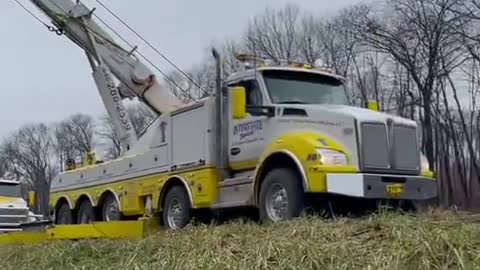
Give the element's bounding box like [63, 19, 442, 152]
[1, 209, 480, 270]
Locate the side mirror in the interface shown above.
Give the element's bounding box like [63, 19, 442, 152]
[367, 100, 379, 111]
[231, 86, 247, 119]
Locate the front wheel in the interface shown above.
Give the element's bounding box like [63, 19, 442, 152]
[162, 186, 192, 230]
[259, 167, 306, 223]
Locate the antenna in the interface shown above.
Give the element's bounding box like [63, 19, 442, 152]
[253, 41, 257, 81]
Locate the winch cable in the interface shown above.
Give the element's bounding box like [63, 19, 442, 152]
[13, 0, 193, 101]
[46, 0, 193, 100]
[93, 0, 206, 95]
[13, 0, 63, 34]
[91, 13, 195, 101]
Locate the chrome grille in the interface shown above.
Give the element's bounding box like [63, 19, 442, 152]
[0, 207, 28, 225]
[360, 123, 389, 169]
[0, 215, 27, 224]
[0, 208, 28, 216]
[360, 121, 420, 174]
[391, 125, 420, 171]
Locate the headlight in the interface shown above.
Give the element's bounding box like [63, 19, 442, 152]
[420, 154, 429, 171]
[316, 149, 348, 166]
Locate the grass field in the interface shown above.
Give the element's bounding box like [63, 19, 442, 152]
[1, 209, 479, 270]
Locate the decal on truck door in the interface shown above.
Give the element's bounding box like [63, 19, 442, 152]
[230, 116, 268, 163]
[233, 120, 262, 140]
[232, 119, 264, 146]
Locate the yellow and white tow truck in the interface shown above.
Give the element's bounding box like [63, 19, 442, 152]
[0, 177, 46, 232]
[0, 0, 437, 245]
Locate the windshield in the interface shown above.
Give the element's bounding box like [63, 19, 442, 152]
[0, 183, 20, 197]
[262, 70, 349, 105]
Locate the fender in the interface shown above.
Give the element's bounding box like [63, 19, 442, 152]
[161, 175, 194, 208]
[54, 196, 74, 210]
[74, 193, 96, 209]
[252, 130, 356, 203]
[252, 149, 308, 205]
[99, 188, 123, 212]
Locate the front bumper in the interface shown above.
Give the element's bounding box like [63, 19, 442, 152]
[326, 173, 437, 200]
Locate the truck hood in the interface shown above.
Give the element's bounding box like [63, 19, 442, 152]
[282, 104, 416, 126]
[0, 196, 27, 209]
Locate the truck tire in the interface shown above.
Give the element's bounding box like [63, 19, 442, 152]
[259, 167, 306, 223]
[55, 203, 73, 224]
[101, 194, 121, 221]
[77, 200, 96, 224]
[162, 186, 192, 230]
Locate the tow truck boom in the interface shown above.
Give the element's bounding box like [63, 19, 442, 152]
[30, 0, 182, 152]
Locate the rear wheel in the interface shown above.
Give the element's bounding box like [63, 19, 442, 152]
[259, 167, 306, 223]
[77, 200, 96, 224]
[55, 203, 72, 224]
[162, 186, 192, 230]
[101, 194, 121, 221]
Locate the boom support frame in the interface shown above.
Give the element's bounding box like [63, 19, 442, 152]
[29, 0, 183, 155]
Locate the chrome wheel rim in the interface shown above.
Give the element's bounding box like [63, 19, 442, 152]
[104, 201, 120, 221]
[266, 183, 289, 222]
[166, 198, 183, 229]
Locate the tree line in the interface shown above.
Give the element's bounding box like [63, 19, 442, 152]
[1, 0, 479, 214]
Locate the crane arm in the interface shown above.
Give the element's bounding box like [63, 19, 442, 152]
[29, 0, 183, 153]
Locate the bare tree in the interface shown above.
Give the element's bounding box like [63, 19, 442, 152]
[0, 150, 9, 177]
[356, 0, 467, 170]
[96, 101, 157, 160]
[245, 4, 301, 61]
[166, 61, 216, 103]
[450, 1, 480, 62]
[219, 39, 245, 77]
[53, 123, 76, 172]
[126, 101, 156, 135]
[96, 114, 122, 160]
[319, 6, 368, 77]
[0, 124, 57, 215]
[166, 70, 197, 103]
[53, 113, 95, 171]
[64, 113, 95, 154]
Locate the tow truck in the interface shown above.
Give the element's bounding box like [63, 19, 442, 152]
[0, 0, 436, 244]
[0, 177, 45, 233]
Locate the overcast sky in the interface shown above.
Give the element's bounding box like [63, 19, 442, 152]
[0, 0, 364, 138]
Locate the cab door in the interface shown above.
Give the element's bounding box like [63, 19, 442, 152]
[228, 78, 271, 171]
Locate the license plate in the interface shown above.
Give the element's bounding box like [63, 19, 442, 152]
[386, 184, 404, 198]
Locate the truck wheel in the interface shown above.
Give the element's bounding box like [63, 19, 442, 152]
[162, 186, 192, 230]
[77, 200, 96, 224]
[259, 167, 306, 223]
[56, 203, 73, 224]
[101, 194, 121, 221]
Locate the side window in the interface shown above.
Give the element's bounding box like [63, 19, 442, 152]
[231, 80, 263, 106]
[245, 80, 263, 106]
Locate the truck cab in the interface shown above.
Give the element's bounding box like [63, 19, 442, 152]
[0, 179, 30, 232]
[218, 56, 436, 222]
